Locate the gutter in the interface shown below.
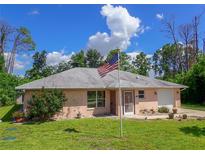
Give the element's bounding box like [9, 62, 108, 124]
[180, 87, 187, 91]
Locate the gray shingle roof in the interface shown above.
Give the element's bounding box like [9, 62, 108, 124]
[16, 67, 187, 90]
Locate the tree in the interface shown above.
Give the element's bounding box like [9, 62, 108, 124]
[55, 61, 72, 73]
[132, 52, 151, 76]
[27, 89, 66, 120]
[0, 21, 12, 71]
[25, 50, 53, 80]
[161, 17, 183, 72]
[0, 72, 28, 106]
[171, 55, 205, 104]
[178, 23, 193, 71]
[106, 49, 137, 73]
[86, 49, 103, 68]
[0, 55, 5, 72]
[6, 27, 35, 74]
[192, 16, 200, 57]
[70, 50, 86, 68]
[153, 43, 183, 79]
[0, 21, 12, 57]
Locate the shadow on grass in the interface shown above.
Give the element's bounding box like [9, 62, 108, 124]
[21, 119, 56, 125]
[179, 126, 205, 137]
[64, 128, 80, 133]
[2, 104, 22, 122]
[22, 121, 45, 125]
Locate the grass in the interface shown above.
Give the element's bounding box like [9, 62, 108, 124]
[1, 118, 205, 149]
[0, 104, 21, 121]
[0, 105, 15, 118]
[182, 103, 205, 111]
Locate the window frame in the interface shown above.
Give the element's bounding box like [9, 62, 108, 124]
[87, 91, 97, 108]
[138, 90, 145, 99]
[87, 90, 105, 108]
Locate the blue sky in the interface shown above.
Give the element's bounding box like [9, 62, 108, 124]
[0, 4, 205, 75]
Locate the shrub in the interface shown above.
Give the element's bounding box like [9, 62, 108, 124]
[182, 114, 187, 119]
[158, 106, 169, 113]
[27, 89, 66, 120]
[168, 113, 174, 119]
[13, 111, 24, 118]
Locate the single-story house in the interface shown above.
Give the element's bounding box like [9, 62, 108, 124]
[16, 67, 187, 119]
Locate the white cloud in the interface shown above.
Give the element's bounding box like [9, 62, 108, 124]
[14, 61, 25, 70]
[87, 5, 142, 55]
[46, 51, 74, 66]
[127, 51, 141, 61]
[4, 53, 27, 70]
[127, 51, 153, 61]
[28, 10, 40, 15]
[139, 26, 151, 34]
[156, 13, 164, 20]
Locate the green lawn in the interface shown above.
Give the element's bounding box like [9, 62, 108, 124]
[0, 104, 21, 121]
[0, 105, 15, 118]
[0, 105, 17, 121]
[182, 103, 205, 111]
[1, 118, 205, 149]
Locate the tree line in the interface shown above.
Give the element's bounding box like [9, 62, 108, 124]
[25, 49, 151, 80]
[153, 14, 205, 79]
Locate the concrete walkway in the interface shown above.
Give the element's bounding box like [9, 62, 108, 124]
[125, 113, 168, 120]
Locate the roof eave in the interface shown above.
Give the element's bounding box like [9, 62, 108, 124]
[16, 85, 188, 90]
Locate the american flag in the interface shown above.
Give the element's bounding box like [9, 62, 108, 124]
[97, 53, 119, 77]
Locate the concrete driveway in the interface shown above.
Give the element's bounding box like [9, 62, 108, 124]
[178, 108, 205, 118]
[124, 108, 205, 120]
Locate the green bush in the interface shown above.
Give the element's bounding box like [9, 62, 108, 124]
[13, 111, 24, 118]
[169, 55, 205, 104]
[158, 106, 169, 113]
[0, 72, 29, 106]
[27, 89, 66, 120]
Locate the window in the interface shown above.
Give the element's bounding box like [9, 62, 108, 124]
[87, 91, 105, 108]
[138, 90, 144, 99]
[97, 91, 105, 107]
[87, 91, 96, 108]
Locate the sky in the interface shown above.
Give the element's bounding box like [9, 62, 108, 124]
[0, 4, 205, 75]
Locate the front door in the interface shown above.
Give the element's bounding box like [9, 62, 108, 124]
[124, 91, 134, 115]
[110, 90, 116, 115]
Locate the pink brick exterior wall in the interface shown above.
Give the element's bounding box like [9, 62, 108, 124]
[135, 89, 158, 114]
[174, 89, 181, 107]
[23, 89, 110, 119]
[23, 88, 181, 119]
[115, 88, 181, 115]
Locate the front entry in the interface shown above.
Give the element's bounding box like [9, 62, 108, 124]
[123, 91, 134, 115]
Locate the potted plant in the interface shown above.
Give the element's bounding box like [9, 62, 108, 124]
[182, 114, 188, 119]
[76, 111, 82, 119]
[172, 108, 178, 114]
[13, 111, 25, 123]
[150, 109, 155, 114]
[168, 113, 174, 119]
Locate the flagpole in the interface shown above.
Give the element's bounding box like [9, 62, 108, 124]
[117, 49, 123, 137]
